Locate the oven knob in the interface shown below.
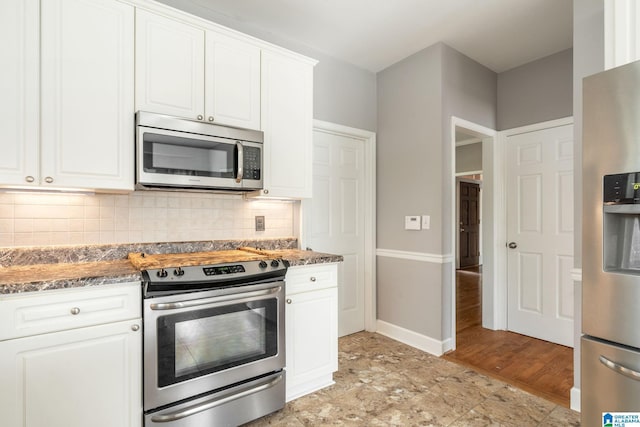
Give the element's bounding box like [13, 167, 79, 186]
[157, 269, 168, 278]
[173, 267, 185, 276]
[259, 261, 268, 269]
[271, 260, 279, 268]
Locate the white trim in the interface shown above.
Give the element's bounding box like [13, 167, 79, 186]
[376, 248, 453, 264]
[376, 320, 449, 356]
[571, 268, 582, 283]
[571, 387, 581, 412]
[306, 119, 377, 334]
[455, 170, 483, 177]
[499, 116, 574, 137]
[456, 138, 482, 147]
[605, 0, 640, 70]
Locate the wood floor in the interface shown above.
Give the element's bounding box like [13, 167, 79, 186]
[442, 266, 574, 407]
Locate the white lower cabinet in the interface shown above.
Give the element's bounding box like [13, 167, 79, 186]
[285, 264, 338, 401]
[0, 283, 142, 427]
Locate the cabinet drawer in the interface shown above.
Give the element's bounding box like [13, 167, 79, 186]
[285, 264, 337, 295]
[0, 282, 141, 340]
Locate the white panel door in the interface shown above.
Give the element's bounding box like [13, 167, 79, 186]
[506, 124, 574, 347]
[307, 130, 366, 336]
[0, 0, 39, 187]
[135, 9, 205, 120]
[205, 31, 260, 130]
[40, 0, 134, 191]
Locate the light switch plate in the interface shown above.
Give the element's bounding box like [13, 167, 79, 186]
[422, 215, 430, 229]
[405, 215, 421, 230]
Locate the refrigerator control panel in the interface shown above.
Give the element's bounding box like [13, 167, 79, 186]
[604, 172, 640, 204]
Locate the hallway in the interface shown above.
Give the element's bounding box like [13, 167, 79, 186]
[442, 267, 574, 407]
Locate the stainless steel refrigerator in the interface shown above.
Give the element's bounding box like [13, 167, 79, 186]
[582, 61, 640, 426]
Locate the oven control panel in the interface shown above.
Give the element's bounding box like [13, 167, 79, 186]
[203, 265, 246, 276]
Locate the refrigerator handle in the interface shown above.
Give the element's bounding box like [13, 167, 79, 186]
[599, 355, 640, 381]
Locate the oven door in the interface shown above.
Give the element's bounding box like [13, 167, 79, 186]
[143, 281, 285, 411]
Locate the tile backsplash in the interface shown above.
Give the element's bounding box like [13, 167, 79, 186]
[0, 191, 297, 247]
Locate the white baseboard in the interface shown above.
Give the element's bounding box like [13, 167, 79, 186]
[376, 320, 448, 356]
[570, 387, 581, 412]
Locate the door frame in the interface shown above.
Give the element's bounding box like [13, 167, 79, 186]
[497, 116, 574, 332]
[450, 117, 497, 352]
[301, 119, 377, 333]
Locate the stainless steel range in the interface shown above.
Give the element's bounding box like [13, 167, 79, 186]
[141, 258, 287, 427]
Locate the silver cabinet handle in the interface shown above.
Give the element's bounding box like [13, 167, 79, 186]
[25, 176, 35, 183]
[599, 355, 640, 381]
[310, 276, 316, 282]
[131, 324, 140, 332]
[286, 298, 292, 304]
[70, 307, 80, 315]
[236, 141, 244, 183]
[208, 116, 214, 122]
[197, 115, 203, 120]
[44, 176, 54, 184]
[150, 373, 283, 423]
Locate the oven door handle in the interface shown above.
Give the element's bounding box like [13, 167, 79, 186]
[149, 285, 282, 311]
[149, 373, 283, 423]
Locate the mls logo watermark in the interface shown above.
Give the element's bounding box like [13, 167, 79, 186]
[603, 412, 640, 427]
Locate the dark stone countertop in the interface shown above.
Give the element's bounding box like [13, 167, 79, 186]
[0, 239, 342, 294]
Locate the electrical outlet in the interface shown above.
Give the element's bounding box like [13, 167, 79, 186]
[255, 216, 265, 231]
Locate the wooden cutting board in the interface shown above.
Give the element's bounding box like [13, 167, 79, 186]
[128, 250, 268, 271]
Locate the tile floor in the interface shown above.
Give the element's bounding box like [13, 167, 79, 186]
[246, 332, 580, 426]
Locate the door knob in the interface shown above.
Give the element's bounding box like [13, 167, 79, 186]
[460, 228, 465, 232]
[508, 242, 518, 249]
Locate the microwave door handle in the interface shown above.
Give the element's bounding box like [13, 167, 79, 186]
[236, 141, 243, 183]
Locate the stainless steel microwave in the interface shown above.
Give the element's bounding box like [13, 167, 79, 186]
[135, 111, 263, 192]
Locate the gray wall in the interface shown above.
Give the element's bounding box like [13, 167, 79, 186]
[153, 0, 377, 132]
[456, 143, 482, 173]
[497, 48, 573, 130]
[376, 42, 496, 341]
[573, 0, 605, 398]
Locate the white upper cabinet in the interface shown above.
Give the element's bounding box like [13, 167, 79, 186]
[136, 9, 261, 130]
[135, 9, 205, 121]
[205, 31, 261, 130]
[260, 50, 314, 198]
[0, 0, 40, 188]
[40, 0, 134, 191]
[0, 0, 134, 192]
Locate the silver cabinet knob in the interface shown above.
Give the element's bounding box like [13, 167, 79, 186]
[208, 116, 214, 122]
[25, 176, 35, 183]
[197, 115, 204, 120]
[70, 307, 80, 315]
[44, 176, 54, 183]
[508, 242, 518, 249]
[310, 276, 316, 282]
[131, 324, 140, 332]
[286, 298, 292, 304]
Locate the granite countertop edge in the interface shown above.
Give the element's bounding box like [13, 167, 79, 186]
[0, 246, 343, 295]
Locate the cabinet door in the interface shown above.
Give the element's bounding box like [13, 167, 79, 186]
[261, 51, 314, 198]
[0, 0, 39, 187]
[286, 287, 338, 401]
[136, 9, 205, 120]
[0, 319, 142, 427]
[205, 31, 261, 130]
[40, 0, 134, 191]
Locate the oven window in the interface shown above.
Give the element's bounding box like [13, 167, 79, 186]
[142, 132, 236, 178]
[156, 299, 278, 387]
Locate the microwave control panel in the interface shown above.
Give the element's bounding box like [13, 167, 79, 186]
[244, 146, 261, 180]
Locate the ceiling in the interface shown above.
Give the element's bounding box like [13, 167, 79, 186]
[164, 0, 573, 73]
